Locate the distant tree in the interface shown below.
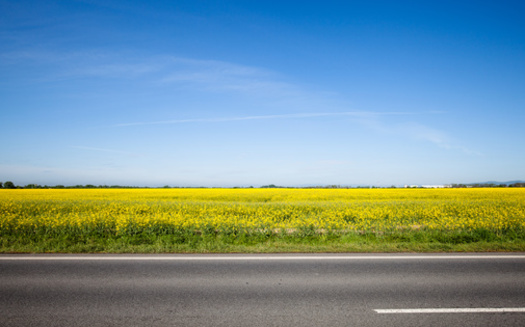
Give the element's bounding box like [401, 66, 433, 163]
[4, 181, 15, 189]
[0, 182, 3, 188]
[25, 184, 40, 189]
[261, 184, 278, 188]
[326, 185, 340, 189]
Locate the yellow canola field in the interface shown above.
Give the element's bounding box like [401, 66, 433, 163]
[1, 188, 524, 235]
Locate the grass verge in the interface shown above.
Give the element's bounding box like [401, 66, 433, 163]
[2, 229, 524, 253]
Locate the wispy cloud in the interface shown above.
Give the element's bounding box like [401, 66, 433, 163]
[70, 146, 142, 157]
[155, 57, 298, 95]
[387, 122, 481, 155]
[114, 110, 478, 155]
[401, 122, 480, 154]
[1, 50, 290, 93]
[114, 111, 428, 127]
[3, 49, 470, 155]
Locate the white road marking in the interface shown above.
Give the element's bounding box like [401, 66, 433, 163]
[375, 308, 525, 314]
[0, 255, 525, 261]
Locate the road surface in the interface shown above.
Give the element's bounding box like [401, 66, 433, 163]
[1, 254, 524, 326]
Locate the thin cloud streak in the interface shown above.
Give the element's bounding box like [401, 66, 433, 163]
[0, 50, 278, 89]
[115, 111, 436, 127]
[70, 146, 142, 157]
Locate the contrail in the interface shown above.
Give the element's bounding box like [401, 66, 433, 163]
[115, 111, 439, 127]
[70, 146, 140, 156]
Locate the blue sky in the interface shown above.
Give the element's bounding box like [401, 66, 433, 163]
[1, 0, 524, 187]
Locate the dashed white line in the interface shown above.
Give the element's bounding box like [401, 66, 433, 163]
[375, 308, 525, 314]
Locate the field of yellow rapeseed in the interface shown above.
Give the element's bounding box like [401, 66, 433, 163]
[1, 188, 524, 236]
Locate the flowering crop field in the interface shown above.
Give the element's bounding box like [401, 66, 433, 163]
[1, 188, 524, 252]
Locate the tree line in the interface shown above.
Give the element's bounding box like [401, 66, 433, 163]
[0, 182, 140, 189]
[1, 181, 524, 189]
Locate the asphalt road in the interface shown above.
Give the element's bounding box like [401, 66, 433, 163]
[1, 254, 525, 327]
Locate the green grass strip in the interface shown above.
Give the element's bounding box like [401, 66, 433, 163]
[2, 229, 524, 253]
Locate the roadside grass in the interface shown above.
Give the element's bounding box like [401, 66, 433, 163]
[2, 229, 524, 253]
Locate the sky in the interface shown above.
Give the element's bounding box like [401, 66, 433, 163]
[1, 0, 524, 187]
